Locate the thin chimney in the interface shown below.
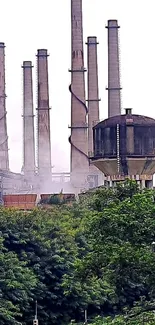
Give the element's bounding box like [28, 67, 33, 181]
[36, 49, 51, 176]
[106, 20, 122, 117]
[86, 36, 100, 155]
[69, 0, 89, 189]
[86, 37, 103, 188]
[0, 42, 9, 170]
[22, 61, 35, 175]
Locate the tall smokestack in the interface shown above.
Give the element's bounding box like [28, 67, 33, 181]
[22, 61, 35, 175]
[36, 49, 51, 176]
[69, 0, 89, 189]
[86, 37, 103, 188]
[0, 42, 9, 170]
[106, 20, 122, 117]
[86, 36, 100, 155]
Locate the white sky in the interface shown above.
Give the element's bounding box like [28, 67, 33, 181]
[0, 0, 154, 173]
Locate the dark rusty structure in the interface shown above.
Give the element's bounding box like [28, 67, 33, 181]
[36, 49, 51, 177]
[91, 109, 155, 187]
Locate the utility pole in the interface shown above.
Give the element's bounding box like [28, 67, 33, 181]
[84, 309, 88, 324]
[33, 301, 38, 325]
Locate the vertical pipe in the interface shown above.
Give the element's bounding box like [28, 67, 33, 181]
[0, 42, 9, 170]
[22, 61, 35, 174]
[69, 0, 89, 190]
[86, 36, 100, 155]
[116, 124, 120, 173]
[36, 49, 51, 176]
[106, 20, 122, 117]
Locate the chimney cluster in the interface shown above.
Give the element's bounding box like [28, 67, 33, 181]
[70, 0, 121, 190]
[0, 0, 122, 195]
[0, 44, 52, 182]
[22, 49, 51, 178]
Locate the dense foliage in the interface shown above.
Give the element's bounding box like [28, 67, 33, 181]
[1, 180, 155, 324]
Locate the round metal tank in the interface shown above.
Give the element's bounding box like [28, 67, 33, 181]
[91, 109, 155, 177]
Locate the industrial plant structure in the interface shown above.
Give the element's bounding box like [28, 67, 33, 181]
[0, 0, 155, 201]
[91, 108, 155, 188]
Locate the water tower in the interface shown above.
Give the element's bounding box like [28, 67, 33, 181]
[91, 109, 155, 188]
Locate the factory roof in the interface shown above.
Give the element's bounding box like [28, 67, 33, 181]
[94, 114, 155, 128]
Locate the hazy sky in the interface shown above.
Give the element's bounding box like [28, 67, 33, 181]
[0, 0, 155, 173]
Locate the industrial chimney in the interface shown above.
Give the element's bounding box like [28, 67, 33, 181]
[36, 49, 51, 177]
[86, 36, 102, 188]
[86, 36, 100, 156]
[0, 42, 9, 170]
[106, 20, 122, 117]
[69, 0, 89, 190]
[22, 61, 35, 175]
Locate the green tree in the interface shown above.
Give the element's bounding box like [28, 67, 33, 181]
[0, 207, 96, 324]
[2, 180, 155, 324]
[0, 235, 36, 325]
[76, 181, 155, 317]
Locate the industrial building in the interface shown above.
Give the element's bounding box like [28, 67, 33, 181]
[91, 109, 155, 188]
[0, 0, 155, 202]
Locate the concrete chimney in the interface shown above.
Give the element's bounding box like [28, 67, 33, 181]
[36, 49, 51, 176]
[69, 0, 89, 190]
[106, 20, 122, 117]
[22, 61, 35, 175]
[86, 37, 103, 188]
[0, 42, 9, 170]
[86, 36, 100, 155]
